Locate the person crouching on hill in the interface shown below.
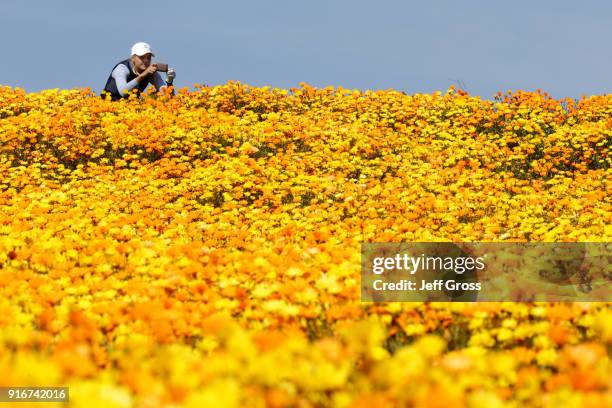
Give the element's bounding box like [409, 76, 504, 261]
[102, 42, 170, 100]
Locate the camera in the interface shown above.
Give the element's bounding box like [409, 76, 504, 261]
[152, 63, 175, 85]
[154, 63, 169, 72]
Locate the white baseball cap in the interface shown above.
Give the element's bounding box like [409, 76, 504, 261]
[131, 42, 155, 57]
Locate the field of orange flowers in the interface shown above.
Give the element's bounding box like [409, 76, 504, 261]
[0, 83, 610, 407]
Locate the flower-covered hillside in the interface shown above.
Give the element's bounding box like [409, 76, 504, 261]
[0, 84, 610, 407]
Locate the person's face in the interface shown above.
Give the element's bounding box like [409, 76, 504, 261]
[132, 53, 152, 72]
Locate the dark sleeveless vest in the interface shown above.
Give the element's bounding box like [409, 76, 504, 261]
[102, 59, 151, 100]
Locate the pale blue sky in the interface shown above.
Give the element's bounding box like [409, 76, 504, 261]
[1, 0, 611, 99]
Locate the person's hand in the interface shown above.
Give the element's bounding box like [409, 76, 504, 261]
[137, 65, 157, 82]
[166, 68, 176, 84]
[143, 65, 158, 76]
